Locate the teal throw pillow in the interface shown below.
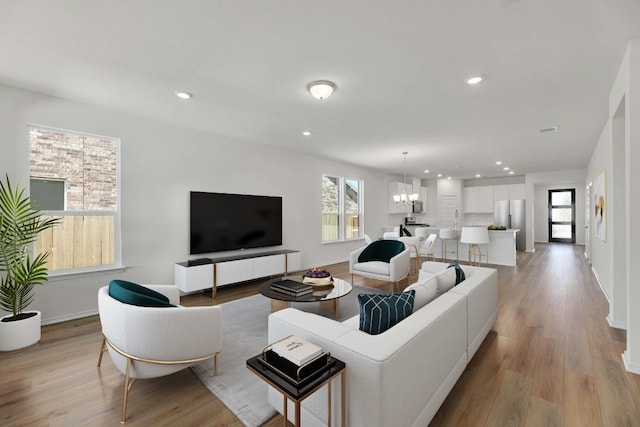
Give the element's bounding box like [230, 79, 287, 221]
[358, 290, 415, 335]
[448, 262, 466, 285]
[108, 280, 175, 307]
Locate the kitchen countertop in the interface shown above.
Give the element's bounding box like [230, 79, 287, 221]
[416, 226, 519, 235]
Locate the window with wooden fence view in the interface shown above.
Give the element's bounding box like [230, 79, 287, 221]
[322, 175, 362, 242]
[29, 126, 119, 272]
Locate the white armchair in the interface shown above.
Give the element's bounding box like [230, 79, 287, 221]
[349, 240, 411, 291]
[97, 283, 222, 423]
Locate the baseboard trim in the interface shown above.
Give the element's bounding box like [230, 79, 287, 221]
[622, 351, 640, 375]
[42, 309, 98, 326]
[591, 266, 609, 300]
[607, 315, 627, 329]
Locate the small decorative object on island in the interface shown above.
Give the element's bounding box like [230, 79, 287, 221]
[302, 267, 332, 285]
[0, 175, 59, 351]
[487, 224, 507, 230]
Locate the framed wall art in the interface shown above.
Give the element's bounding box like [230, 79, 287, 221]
[593, 169, 606, 241]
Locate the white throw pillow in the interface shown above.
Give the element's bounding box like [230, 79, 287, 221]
[434, 267, 456, 295]
[420, 261, 447, 274]
[418, 269, 435, 284]
[404, 276, 438, 310]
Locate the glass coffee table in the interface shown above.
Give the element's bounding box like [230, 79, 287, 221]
[260, 276, 353, 318]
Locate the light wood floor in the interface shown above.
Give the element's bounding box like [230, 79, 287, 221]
[1, 243, 639, 426]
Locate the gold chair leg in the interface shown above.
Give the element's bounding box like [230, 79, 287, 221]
[97, 336, 107, 368]
[121, 357, 135, 424]
[213, 354, 218, 376]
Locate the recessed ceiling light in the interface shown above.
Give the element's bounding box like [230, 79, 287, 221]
[437, 173, 442, 178]
[503, 167, 510, 170]
[465, 76, 484, 85]
[424, 170, 429, 174]
[302, 131, 312, 136]
[476, 174, 481, 178]
[540, 126, 559, 133]
[174, 91, 193, 100]
[496, 161, 502, 165]
[509, 171, 515, 175]
[447, 176, 452, 180]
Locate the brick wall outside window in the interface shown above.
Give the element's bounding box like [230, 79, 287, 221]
[29, 127, 116, 211]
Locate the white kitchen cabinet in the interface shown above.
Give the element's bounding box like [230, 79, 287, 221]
[493, 185, 509, 201]
[508, 184, 525, 200]
[463, 187, 475, 213]
[463, 186, 493, 213]
[493, 184, 525, 201]
[477, 186, 494, 212]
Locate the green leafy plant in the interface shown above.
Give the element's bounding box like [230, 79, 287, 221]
[0, 175, 59, 321]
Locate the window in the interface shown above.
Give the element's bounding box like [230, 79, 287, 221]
[548, 189, 575, 243]
[29, 126, 121, 274]
[322, 174, 363, 242]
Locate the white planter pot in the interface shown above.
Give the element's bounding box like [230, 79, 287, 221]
[0, 311, 42, 351]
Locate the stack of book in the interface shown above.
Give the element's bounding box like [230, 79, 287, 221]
[258, 335, 335, 386]
[269, 279, 313, 297]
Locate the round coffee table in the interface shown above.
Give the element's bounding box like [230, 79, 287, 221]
[260, 275, 353, 318]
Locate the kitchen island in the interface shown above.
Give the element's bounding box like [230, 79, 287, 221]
[396, 226, 519, 267]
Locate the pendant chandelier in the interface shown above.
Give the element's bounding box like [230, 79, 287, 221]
[393, 151, 419, 205]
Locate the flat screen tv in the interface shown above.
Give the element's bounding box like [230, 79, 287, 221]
[190, 191, 283, 254]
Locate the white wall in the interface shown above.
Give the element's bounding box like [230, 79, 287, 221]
[533, 182, 586, 245]
[587, 123, 613, 301]
[586, 39, 640, 374]
[0, 83, 393, 324]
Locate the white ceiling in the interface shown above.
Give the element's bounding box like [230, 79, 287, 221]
[2, 0, 640, 179]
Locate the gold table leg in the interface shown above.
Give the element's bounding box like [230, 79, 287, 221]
[271, 299, 291, 313]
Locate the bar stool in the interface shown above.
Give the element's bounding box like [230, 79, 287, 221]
[439, 229, 458, 262]
[414, 227, 430, 243]
[398, 236, 421, 274]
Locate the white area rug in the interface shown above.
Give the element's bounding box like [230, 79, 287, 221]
[191, 285, 387, 427]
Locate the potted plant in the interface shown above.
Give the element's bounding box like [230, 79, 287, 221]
[0, 175, 59, 351]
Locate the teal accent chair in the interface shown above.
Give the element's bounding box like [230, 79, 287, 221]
[349, 240, 411, 291]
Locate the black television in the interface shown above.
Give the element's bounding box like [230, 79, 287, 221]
[190, 191, 283, 254]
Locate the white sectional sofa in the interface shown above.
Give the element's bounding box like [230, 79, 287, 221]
[267, 261, 498, 427]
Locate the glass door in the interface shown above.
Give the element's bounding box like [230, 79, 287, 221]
[548, 189, 576, 243]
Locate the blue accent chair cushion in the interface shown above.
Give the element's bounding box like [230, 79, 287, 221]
[358, 290, 415, 335]
[108, 280, 175, 307]
[447, 262, 466, 285]
[358, 239, 406, 263]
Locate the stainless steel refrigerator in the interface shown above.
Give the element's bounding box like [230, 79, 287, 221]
[494, 199, 526, 251]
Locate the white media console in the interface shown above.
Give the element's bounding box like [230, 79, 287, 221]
[174, 250, 301, 299]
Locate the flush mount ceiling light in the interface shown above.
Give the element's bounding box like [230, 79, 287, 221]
[174, 91, 193, 100]
[393, 151, 419, 205]
[465, 76, 484, 85]
[307, 80, 336, 100]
